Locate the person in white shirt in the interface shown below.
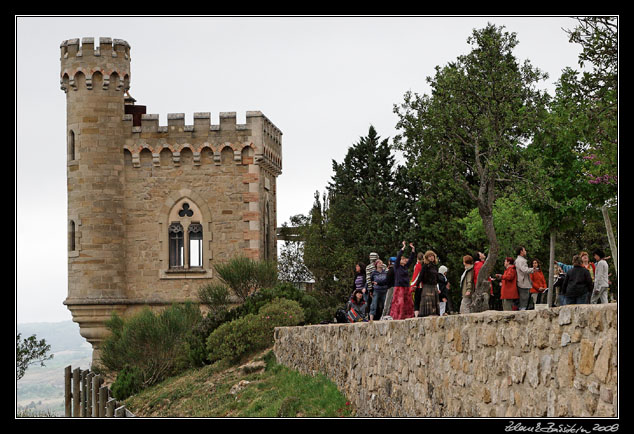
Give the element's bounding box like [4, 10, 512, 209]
[515, 246, 535, 310]
[591, 249, 610, 304]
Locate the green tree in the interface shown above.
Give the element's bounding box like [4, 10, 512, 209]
[525, 17, 618, 303]
[16, 333, 53, 381]
[562, 17, 618, 272]
[297, 126, 414, 302]
[459, 194, 545, 264]
[393, 23, 549, 312]
[327, 125, 410, 258]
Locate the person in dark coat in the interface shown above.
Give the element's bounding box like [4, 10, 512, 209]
[414, 250, 441, 317]
[562, 255, 593, 305]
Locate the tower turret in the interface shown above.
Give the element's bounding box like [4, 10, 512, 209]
[60, 37, 131, 360]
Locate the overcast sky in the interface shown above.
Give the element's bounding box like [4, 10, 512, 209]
[16, 15, 586, 324]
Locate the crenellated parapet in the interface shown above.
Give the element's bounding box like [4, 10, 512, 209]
[60, 37, 131, 93]
[122, 110, 282, 175]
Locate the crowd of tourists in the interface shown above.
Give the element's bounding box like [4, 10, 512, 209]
[341, 242, 613, 323]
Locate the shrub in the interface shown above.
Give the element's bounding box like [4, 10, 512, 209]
[192, 283, 329, 366]
[111, 365, 143, 400]
[231, 282, 324, 325]
[197, 283, 231, 316]
[100, 303, 202, 388]
[214, 256, 278, 302]
[206, 298, 304, 363]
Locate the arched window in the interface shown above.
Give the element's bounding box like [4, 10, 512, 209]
[69, 220, 76, 251]
[167, 200, 204, 270]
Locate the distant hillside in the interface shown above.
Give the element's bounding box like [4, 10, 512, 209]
[16, 320, 92, 417]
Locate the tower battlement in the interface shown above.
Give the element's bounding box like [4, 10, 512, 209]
[60, 37, 130, 59]
[122, 110, 282, 174]
[60, 37, 130, 93]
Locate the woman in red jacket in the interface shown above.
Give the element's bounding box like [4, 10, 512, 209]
[530, 259, 548, 307]
[496, 257, 518, 311]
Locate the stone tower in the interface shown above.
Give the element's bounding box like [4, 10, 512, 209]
[60, 37, 282, 362]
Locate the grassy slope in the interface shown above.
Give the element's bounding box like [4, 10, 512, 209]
[123, 349, 354, 418]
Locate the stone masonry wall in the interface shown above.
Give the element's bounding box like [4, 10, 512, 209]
[274, 304, 617, 417]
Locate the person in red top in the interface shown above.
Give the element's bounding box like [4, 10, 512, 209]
[496, 257, 518, 311]
[530, 259, 548, 307]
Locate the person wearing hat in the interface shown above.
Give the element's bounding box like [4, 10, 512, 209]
[365, 252, 379, 306]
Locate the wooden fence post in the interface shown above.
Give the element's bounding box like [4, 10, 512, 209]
[91, 375, 100, 417]
[86, 372, 93, 417]
[63, 367, 134, 418]
[72, 368, 81, 417]
[80, 370, 86, 417]
[106, 398, 116, 417]
[64, 366, 72, 417]
[99, 385, 108, 417]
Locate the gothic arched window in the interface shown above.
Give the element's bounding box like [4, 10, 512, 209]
[167, 200, 204, 271]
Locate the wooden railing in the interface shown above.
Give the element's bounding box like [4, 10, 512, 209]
[64, 366, 135, 417]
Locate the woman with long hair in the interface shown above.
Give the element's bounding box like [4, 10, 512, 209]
[415, 250, 441, 317]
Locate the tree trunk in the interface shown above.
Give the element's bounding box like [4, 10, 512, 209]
[472, 180, 499, 312]
[601, 204, 617, 276]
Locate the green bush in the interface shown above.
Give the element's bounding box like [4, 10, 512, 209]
[111, 365, 143, 400]
[193, 283, 330, 366]
[197, 283, 231, 316]
[230, 282, 325, 325]
[100, 303, 202, 388]
[214, 256, 278, 302]
[206, 298, 304, 363]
